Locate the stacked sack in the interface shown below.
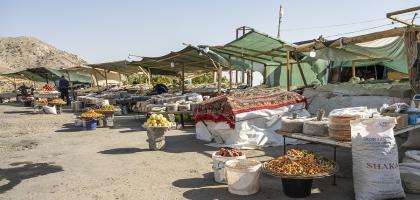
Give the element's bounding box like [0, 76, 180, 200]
[400, 150, 420, 194]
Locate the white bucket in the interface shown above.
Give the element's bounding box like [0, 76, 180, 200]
[97, 99, 109, 106]
[212, 152, 246, 183]
[225, 159, 261, 195]
[75, 119, 82, 127]
[74, 101, 82, 112]
[71, 101, 76, 112]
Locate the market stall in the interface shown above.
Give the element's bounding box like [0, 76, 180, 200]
[193, 87, 307, 149]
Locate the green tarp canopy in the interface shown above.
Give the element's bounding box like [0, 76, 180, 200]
[128, 45, 251, 75]
[88, 61, 140, 75]
[210, 30, 324, 87]
[308, 36, 408, 73]
[2, 70, 46, 82]
[2, 67, 92, 83]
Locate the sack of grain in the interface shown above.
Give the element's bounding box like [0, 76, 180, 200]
[351, 117, 405, 200]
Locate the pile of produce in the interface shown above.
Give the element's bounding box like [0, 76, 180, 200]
[263, 149, 335, 177]
[143, 114, 173, 127]
[80, 110, 104, 119]
[41, 84, 54, 92]
[50, 98, 67, 105]
[95, 105, 117, 113]
[38, 99, 48, 105]
[217, 148, 243, 157]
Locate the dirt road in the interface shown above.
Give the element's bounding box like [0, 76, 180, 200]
[0, 103, 418, 200]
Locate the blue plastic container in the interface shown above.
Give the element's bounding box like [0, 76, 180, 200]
[86, 121, 97, 130]
[417, 111, 420, 124]
[408, 111, 417, 125]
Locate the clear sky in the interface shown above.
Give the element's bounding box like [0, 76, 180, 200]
[1, 0, 419, 63]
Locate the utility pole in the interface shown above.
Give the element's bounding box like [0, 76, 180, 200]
[277, 5, 284, 39]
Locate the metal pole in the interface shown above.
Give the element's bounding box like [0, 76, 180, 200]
[277, 5, 284, 39]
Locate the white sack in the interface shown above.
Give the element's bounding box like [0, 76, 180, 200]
[195, 103, 308, 149]
[195, 121, 213, 142]
[43, 105, 57, 115]
[351, 117, 405, 200]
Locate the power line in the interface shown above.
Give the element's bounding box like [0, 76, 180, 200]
[281, 12, 416, 32]
[320, 16, 420, 38]
[281, 18, 388, 31]
[324, 23, 396, 38]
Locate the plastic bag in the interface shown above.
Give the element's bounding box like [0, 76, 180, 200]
[329, 106, 368, 118]
[351, 117, 405, 200]
[380, 103, 409, 113]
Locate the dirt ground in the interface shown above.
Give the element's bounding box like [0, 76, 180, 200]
[0, 103, 419, 200]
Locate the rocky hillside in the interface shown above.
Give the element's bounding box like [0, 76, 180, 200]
[0, 36, 86, 73]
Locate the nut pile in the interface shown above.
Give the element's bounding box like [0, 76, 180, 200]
[264, 149, 335, 176]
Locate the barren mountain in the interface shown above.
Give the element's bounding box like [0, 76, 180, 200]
[0, 36, 86, 73]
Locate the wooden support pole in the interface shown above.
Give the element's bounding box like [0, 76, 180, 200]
[181, 65, 185, 94]
[296, 60, 308, 87]
[66, 70, 75, 100]
[104, 70, 108, 86]
[235, 70, 239, 84]
[250, 61, 254, 87]
[352, 61, 356, 79]
[91, 68, 100, 91]
[286, 51, 291, 91]
[13, 76, 17, 91]
[263, 64, 267, 84]
[118, 73, 123, 85]
[217, 64, 222, 94]
[229, 65, 233, 89]
[213, 71, 217, 83]
[242, 70, 245, 83]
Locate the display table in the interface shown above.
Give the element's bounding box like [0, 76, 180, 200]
[276, 124, 420, 185]
[34, 92, 60, 99]
[0, 92, 18, 102]
[148, 110, 192, 129]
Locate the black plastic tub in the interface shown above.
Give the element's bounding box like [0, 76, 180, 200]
[281, 178, 313, 198]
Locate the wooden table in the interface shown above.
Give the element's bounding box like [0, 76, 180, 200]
[276, 125, 420, 185]
[148, 110, 193, 128]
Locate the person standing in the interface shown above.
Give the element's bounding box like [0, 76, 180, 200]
[58, 75, 70, 105]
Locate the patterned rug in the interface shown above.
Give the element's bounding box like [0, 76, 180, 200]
[193, 87, 306, 128]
